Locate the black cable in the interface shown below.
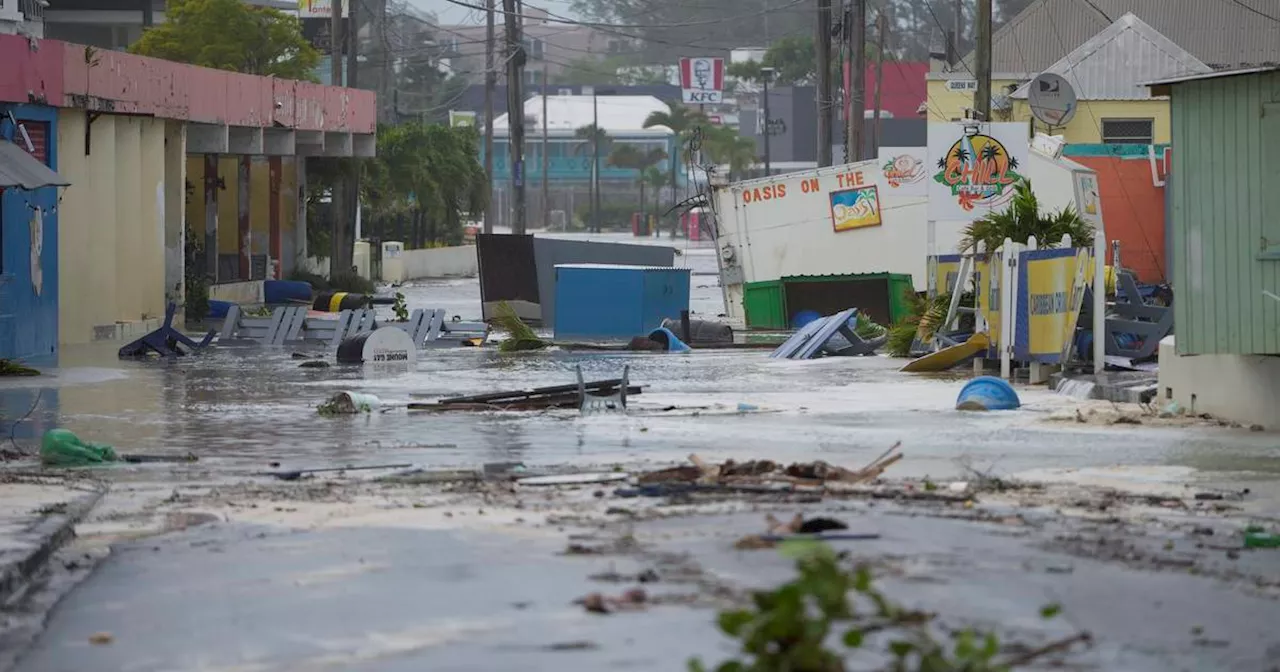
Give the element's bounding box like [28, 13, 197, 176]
[8, 390, 42, 456]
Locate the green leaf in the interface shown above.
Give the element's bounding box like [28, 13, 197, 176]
[1040, 603, 1062, 619]
[852, 565, 873, 593]
[777, 539, 829, 560]
[717, 610, 754, 637]
[714, 662, 745, 672]
[843, 629, 865, 648]
[687, 659, 707, 672]
[889, 640, 914, 658]
[981, 632, 1000, 659]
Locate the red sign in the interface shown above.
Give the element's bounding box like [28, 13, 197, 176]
[679, 57, 724, 104]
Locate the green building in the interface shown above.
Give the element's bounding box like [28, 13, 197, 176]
[1148, 66, 1280, 429]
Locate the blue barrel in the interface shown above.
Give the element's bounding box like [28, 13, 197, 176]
[956, 376, 1021, 411]
[264, 280, 313, 304]
[792, 310, 822, 329]
[207, 300, 235, 319]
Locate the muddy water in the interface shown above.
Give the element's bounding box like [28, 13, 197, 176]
[1, 235, 1275, 499]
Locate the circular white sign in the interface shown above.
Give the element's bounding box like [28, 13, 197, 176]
[361, 326, 417, 367]
[1027, 73, 1077, 127]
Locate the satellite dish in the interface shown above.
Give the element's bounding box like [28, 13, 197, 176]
[1027, 73, 1077, 126]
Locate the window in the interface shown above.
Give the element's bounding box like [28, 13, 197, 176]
[1101, 119, 1154, 145]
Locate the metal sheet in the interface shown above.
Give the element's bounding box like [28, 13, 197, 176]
[0, 140, 70, 189]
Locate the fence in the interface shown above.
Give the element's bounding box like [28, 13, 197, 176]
[381, 243, 478, 283]
[928, 234, 1105, 380]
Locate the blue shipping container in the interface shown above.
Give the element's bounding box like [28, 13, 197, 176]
[554, 264, 691, 340]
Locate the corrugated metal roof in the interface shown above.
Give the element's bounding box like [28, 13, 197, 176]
[1145, 65, 1280, 87]
[964, 0, 1280, 74]
[0, 140, 69, 190]
[493, 95, 674, 137]
[1010, 14, 1211, 101]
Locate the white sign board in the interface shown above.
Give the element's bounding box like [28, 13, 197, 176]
[946, 80, 978, 92]
[926, 122, 1030, 221]
[680, 57, 724, 104]
[878, 147, 928, 197]
[1072, 170, 1103, 229]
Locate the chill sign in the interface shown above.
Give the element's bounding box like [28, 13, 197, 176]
[361, 327, 418, 367]
[680, 57, 724, 104]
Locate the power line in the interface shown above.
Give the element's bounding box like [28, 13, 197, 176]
[1223, 0, 1280, 23]
[441, 0, 807, 32]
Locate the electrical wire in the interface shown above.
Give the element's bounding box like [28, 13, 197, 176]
[1222, 0, 1280, 23]
[441, 0, 807, 31]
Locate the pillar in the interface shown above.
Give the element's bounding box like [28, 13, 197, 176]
[163, 121, 186, 318]
[296, 158, 308, 271]
[204, 154, 219, 282]
[238, 155, 251, 280]
[269, 156, 282, 279]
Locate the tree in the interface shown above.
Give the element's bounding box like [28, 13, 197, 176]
[362, 123, 489, 248]
[958, 180, 1093, 254]
[130, 0, 319, 80]
[701, 125, 758, 181]
[609, 144, 668, 225]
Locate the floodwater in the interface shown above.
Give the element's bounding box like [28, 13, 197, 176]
[1, 233, 1277, 494]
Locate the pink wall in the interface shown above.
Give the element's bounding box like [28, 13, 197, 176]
[0, 35, 375, 133]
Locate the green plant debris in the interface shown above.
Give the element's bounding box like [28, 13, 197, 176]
[0, 359, 40, 377]
[853, 313, 887, 340]
[392, 292, 409, 321]
[493, 302, 551, 352]
[959, 180, 1094, 254]
[691, 541, 1088, 672]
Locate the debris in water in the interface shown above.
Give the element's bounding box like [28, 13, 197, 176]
[89, 632, 113, 645]
[299, 360, 331, 369]
[317, 392, 380, 415]
[574, 588, 649, 614]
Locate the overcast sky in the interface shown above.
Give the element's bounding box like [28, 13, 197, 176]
[405, 0, 580, 25]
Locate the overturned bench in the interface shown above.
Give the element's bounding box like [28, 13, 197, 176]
[218, 306, 488, 349]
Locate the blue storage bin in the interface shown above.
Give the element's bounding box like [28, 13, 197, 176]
[553, 264, 691, 340]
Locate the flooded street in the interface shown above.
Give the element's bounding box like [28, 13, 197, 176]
[3, 233, 1279, 671]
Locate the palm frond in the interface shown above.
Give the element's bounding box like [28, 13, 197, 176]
[492, 302, 550, 352]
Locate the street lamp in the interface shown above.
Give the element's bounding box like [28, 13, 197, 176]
[760, 67, 775, 178]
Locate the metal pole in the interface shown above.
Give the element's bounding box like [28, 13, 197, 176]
[542, 69, 550, 230]
[328, 0, 346, 278]
[482, 0, 496, 234]
[975, 0, 992, 120]
[762, 75, 771, 176]
[347, 0, 360, 252]
[816, 0, 833, 167]
[849, 0, 865, 161]
[1093, 235, 1106, 374]
[952, 0, 963, 66]
[592, 92, 600, 232]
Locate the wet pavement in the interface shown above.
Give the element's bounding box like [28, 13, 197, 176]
[3, 232, 1280, 671]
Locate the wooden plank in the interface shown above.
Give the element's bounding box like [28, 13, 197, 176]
[219, 304, 242, 340]
[282, 306, 308, 342]
[328, 311, 354, 349]
[435, 378, 630, 405]
[425, 309, 445, 342]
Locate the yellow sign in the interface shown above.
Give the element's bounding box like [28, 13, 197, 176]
[931, 255, 962, 297]
[1018, 248, 1094, 362]
[829, 185, 882, 232]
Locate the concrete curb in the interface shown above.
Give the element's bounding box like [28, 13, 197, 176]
[0, 481, 107, 607]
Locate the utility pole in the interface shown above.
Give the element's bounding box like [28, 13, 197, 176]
[975, 0, 992, 120]
[816, 0, 833, 167]
[504, 0, 527, 234]
[483, 0, 496, 234]
[952, 0, 963, 66]
[329, 0, 346, 277]
[347, 0, 361, 249]
[847, 0, 865, 161]
[873, 9, 886, 157]
[542, 68, 550, 230]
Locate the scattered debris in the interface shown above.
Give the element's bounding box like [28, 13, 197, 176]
[409, 376, 642, 413]
[635, 445, 904, 493]
[574, 588, 648, 614]
[260, 463, 412, 481]
[0, 359, 40, 376]
[88, 632, 113, 645]
[40, 429, 118, 466]
[121, 453, 199, 464]
[1244, 526, 1280, 549]
[299, 360, 331, 369]
[736, 514, 878, 550]
[518, 473, 629, 487]
[317, 392, 380, 415]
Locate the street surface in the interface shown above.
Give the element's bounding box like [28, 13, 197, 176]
[2, 232, 1278, 670]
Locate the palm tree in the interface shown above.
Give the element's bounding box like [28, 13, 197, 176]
[608, 144, 668, 229]
[643, 105, 707, 234]
[959, 180, 1094, 253]
[701, 125, 759, 181]
[574, 124, 610, 231]
[640, 166, 668, 230]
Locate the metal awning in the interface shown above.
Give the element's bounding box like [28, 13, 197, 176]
[0, 140, 70, 190]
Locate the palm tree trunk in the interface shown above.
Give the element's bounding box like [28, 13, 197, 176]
[639, 181, 646, 234]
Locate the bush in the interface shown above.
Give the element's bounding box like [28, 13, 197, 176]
[327, 272, 376, 294]
[288, 270, 331, 291]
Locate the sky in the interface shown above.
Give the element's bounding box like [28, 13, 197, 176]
[405, 0, 581, 26]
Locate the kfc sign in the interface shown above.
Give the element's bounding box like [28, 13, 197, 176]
[680, 57, 724, 104]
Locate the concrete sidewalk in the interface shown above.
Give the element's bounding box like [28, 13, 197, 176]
[0, 473, 105, 606]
